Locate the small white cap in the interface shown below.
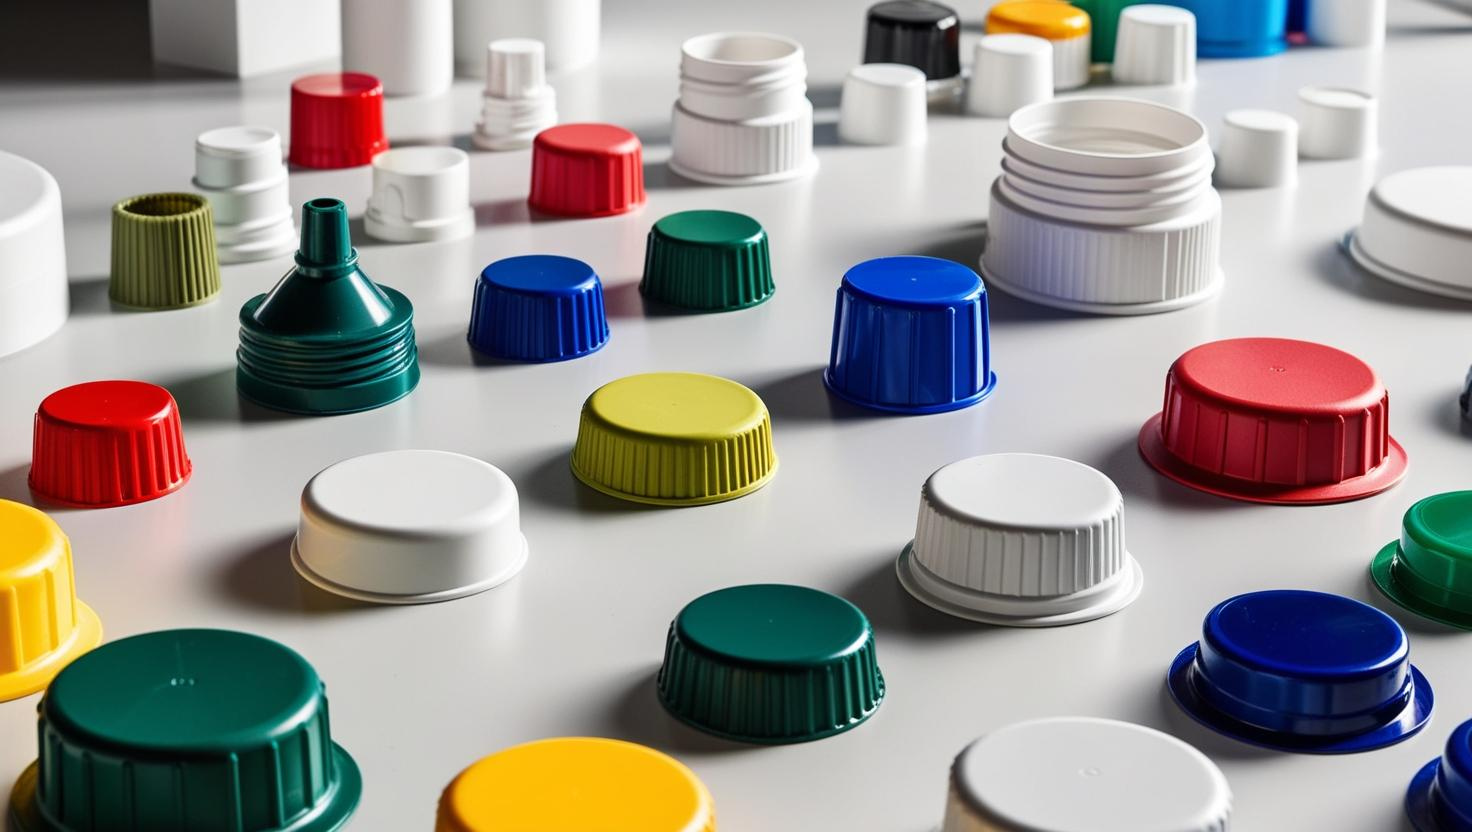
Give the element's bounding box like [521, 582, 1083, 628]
[0, 151, 67, 358]
[192, 126, 296, 262]
[1306, 0, 1386, 48]
[1348, 166, 1472, 300]
[487, 38, 548, 99]
[194, 126, 284, 189]
[1216, 109, 1298, 189]
[1298, 85, 1377, 159]
[967, 34, 1053, 119]
[1112, 4, 1197, 86]
[292, 450, 529, 605]
[838, 63, 928, 146]
[364, 146, 475, 243]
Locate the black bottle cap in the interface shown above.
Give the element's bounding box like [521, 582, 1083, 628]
[863, 1, 962, 81]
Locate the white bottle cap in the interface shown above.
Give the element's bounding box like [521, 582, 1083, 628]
[1347, 166, 1472, 300]
[1215, 109, 1298, 189]
[966, 34, 1054, 118]
[838, 63, 928, 146]
[192, 126, 297, 263]
[364, 146, 475, 243]
[341, 0, 454, 97]
[293, 450, 529, 605]
[1306, 0, 1386, 48]
[0, 152, 68, 359]
[1298, 85, 1378, 159]
[487, 38, 547, 99]
[475, 39, 559, 151]
[1112, 4, 1197, 86]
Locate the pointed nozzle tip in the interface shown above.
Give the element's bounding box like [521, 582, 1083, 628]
[298, 197, 354, 267]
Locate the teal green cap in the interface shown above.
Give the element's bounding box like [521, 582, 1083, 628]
[657, 584, 885, 744]
[8, 629, 361, 832]
[640, 210, 775, 312]
[1373, 491, 1472, 629]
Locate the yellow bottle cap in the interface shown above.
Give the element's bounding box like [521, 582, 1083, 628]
[571, 372, 778, 506]
[435, 737, 716, 832]
[986, 1, 1092, 39]
[0, 500, 102, 701]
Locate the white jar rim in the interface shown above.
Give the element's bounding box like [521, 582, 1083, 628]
[1007, 97, 1209, 177]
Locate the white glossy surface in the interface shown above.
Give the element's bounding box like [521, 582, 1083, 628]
[1215, 109, 1298, 189]
[0, 152, 68, 359]
[1112, 4, 1198, 87]
[1352, 166, 1472, 295]
[1299, 85, 1379, 159]
[839, 64, 929, 147]
[967, 34, 1053, 119]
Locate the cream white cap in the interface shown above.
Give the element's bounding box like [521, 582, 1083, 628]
[1348, 166, 1472, 300]
[364, 146, 475, 243]
[838, 63, 928, 146]
[487, 38, 548, 99]
[0, 151, 67, 358]
[1112, 4, 1197, 86]
[1298, 86, 1377, 159]
[192, 126, 296, 263]
[1216, 109, 1298, 189]
[967, 34, 1053, 118]
[1306, 0, 1386, 48]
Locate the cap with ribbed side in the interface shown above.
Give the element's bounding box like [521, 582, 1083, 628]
[641, 211, 774, 312]
[1373, 492, 1472, 630]
[863, 1, 962, 81]
[8, 629, 361, 832]
[109, 193, 220, 310]
[528, 124, 646, 218]
[658, 584, 884, 744]
[0, 501, 101, 703]
[467, 255, 609, 362]
[289, 73, 388, 169]
[570, 372, 777, 507]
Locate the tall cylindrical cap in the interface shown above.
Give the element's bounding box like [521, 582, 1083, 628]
[436, 738, 715, 832]
[1112, 4, 1196, 86]
[468, 255, 610, 362]
[640, 210, 775, 311]
[109, 193, 221, 310]
[984, 2, 1093, 90]
[364, 146, 474, 243]
[1372, 492, 1472, 630]
[0, 501, 102, 703]
[0, 151, 68, 359]
[1406, 719, 1472, 832]
[1166, 0, 1288, 57]
[571, 373, 777, 506]
[1215, 109, 1298, 188]
[1306, 0, 1385, 47]
[825, 256, 996, 414]
[839, 63, 928, 146]
[943, 718, 1232, 832]
[1298, 86, 1378, 160]
[966, 35, 1054, 118]
[487, 38, 548, 98]
[528, 123, 645, 217]
[288, 73, 389, 169]
[898, 454, 1142, 627]
[1168, 590, 1433, 753]
[863, 1, 962, 81]
[30, 380, 192, 508]
[657, 584, 884, 744]
[1138, 338, 1407, 504]
[7, 629, 361, 832]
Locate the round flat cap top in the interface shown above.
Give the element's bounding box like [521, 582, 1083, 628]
[305, 450, 516, 539]
[843, 255, 985, 306]
[1173, 338, 1383, 415]
[482, 255, 599, 296]
[1204, 590, 1406, 680]
[535, 123, 641, 157]
[39, 380, 176, 428]
[653, 210, 765, 247]
[585, 373, 768, 441]
[1372, 167, 1472, 236]
[292, 72, 382, 98]
[676, 584, 872, 667]
[928, 453, 1119, 529]
[870, 0, 959, 27]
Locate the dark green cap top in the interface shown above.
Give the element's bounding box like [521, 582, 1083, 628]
[657, 584, 885, 744]
[1373, 491, 1472, 629]
[640, 210, 775, 312]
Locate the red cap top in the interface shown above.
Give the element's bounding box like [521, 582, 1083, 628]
[528, 124, 646, 218]
[289, 73, 389, 170]
[1139, 338, 1407, 505]
[30, 381, 192, 508]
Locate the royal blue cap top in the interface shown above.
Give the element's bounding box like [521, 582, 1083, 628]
[467, 255, 610, 362]
[841, 255, 984, 308]
[1204, 590, 1407, 681]
[1161, 0, 1288, 57]
[482, 254, 600, 296]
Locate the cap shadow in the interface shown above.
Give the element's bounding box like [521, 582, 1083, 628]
[1155, 678, 1280, 762]
[1312, 240, 1472, 311]
[747, 367, 887, 424]
[213, 531, 376, 615]
[1096, 431, 1245, 515]
[67, 276, 112, 318]
[840, 551, 992, 639]
[908, 221, 1082, 324]
[1423, 390, 1472, 441]
[156, 367, 294, 425]
[414, 329, 515, 369]
[0, 464, 33, 507]
[606, 668, 768, 756]
[511, 447, 658, 516]
[641, 161, 701, 191]
[602, 280, 696, 320]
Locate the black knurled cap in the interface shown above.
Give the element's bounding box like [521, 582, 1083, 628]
[863, 0, 962, 81]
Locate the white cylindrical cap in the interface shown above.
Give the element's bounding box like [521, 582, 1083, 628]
[967, 34, 1053, 118]
[1216, 109, 1298, 188]
[1298, 86, 1377, 159]
[194, 126, 284, 189]
[487, 38, 547, 98]
[364, 146, 474, 243]
[475, 39, 558, 151]
[193, 126, 297, 263]
[1306, 0, 1386, 48]
[1348, 166, 1472, 300]
[0, 152, 67, 359]
[341, 0, 453, 97]
[943, 718, 1232, 832]
[453, 0, 601, 76]
[293, 450, 529, 605]
[1112, 4, 1197, 86]
[838, 63, 928, 146]
[678, 32, 809, 122]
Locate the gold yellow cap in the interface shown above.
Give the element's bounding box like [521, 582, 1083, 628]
[986, 1, 1091, 39]
[435, 738, 716, 832]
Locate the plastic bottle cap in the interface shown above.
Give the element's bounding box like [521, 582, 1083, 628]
[487, 38, 547, 99]
[1306, 0, 1385, 48]
[943, 718, 1232, 832]
[640, 210, 775, 311]
[1168, 590, 1433, 753]
[1215, 109, 1298, 189]
[1406, 718, 1472, 832]
[364, 147, 474, 244]
[1372, 492, 1472, 629]
[475, 39, 558, 152]
[657, 584, 885, 743]
[1298, 85, 1377, 160]
[8, 629, 361, 832]
[985, 2, 1092, 90]
[237, 198, 420, 416]
[0, 151, 68, 359]
[898, 454, 1143, 626]
[436, 738, 715, 832]
[468, 255, 610, 362]
[570, 373, 777, 506]
[192, 127, 296, 264]
[1112, 4, 1197, 87]
[825, 256, 997, 414]
[109, 193, 221, 310]
[29, 380, 192, 508]
[1166, 0, 1287, 57]
[1346, 166, 1472, 300]
[863, 1, 962, 82]
[288, 73, 389, 170]
[966, 34, 1054, 118]
[528, 123, 646, 218]
[0, 501, 101, 703]
[1138, 338, 1407, 504]
[838, 63, 929, 146]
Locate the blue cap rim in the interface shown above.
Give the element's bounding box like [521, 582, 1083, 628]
[821, 369, 997, 415]
[1407, 757, 1446, 832]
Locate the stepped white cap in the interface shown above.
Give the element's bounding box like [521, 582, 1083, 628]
[1298, 86, 1377, 159]
[1216, 110, 1298, 189]
[967, 34, 1053, 118]
[192, 126, 295, 263]
[1346, 166, 1472, 300]
[1112, 4, 1197, 87]
[475, 39, 559, 151]
[897, 454, 1143, 626]
[839, 63, 928, 146]
[1306, 0, 1386, 48]
[487, 38, 548, 99]
[0, 152, 68, 359]
[364, 146, 475, 243]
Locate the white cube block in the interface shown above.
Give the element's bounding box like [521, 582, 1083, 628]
[149, 0, 340, 78]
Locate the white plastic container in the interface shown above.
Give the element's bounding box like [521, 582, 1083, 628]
[341, 0, 453, 97]
[1306, 0, 1386, 48]
[148, 0, 339, 78]
[966, 34, 1053, 119]
[0, 152, 68, 360]
[1298, 86, 1378, 159]
[1112, 4, 1197, 87]
[838, 63, 928, 146]
[1346, 166, 1472, 300]
[192, 126, 296, 263]
[293, 450, 528, 604]
[364, 147, 475, 244]
[453, 0, 601, 76]
[475, 39, 559, 151]
[1215, 109, 1298, 189]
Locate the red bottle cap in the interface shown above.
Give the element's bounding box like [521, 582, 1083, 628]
[289, 73, 389, 169]
[1138, 337, 1407, 505]
[30, 381, 192, 508]
[528, 123, 646, 218]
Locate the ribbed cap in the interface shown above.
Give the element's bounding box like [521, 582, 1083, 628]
[528, 124, 645, 218]
[863, 1, 962, 80]
[29, 380, 192, 508]
[467, 255, 609, 362]
[1372, 491, 1472, 630]
[570, 373, 777, 507]
[109, 193, 220, 310]
[641, 210, 774, 311]
[657, 584, 884, 743]
[288, 73, 388, 169]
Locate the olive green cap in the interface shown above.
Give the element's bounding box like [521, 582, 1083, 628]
[657, 584, 885, 744]
[640, 210, 774, 312]
[1372, 491, 1472, 629]
[109, 193, 221, 310]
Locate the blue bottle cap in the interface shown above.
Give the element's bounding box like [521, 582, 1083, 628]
[1168, 589, 1433, 753]
[1163, 0, 1288, 57]
[467, 255, 610, 362]
[1408, 719, 1472, 831]
[824, 256, 997, 415]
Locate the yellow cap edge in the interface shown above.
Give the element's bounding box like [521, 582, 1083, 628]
[985, 2, 1091, 39]
[0, 601, 102, 702]
[569, 455, 779, 507]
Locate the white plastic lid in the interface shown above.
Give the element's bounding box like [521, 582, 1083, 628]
[1350, 166, 1472, 298]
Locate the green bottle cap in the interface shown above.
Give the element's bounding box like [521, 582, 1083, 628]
[8, 629, 361, 832]
[640, 210, 775, 312]
[1372, 491, 1472, 629]
[657, 584, 885, 744]
[236, 198, 420, 415]
[1068, 0, 1142, 63]
[109, 193, 222, 310]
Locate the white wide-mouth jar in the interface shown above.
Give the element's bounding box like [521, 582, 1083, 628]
[1006, 96, 1211, 178]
